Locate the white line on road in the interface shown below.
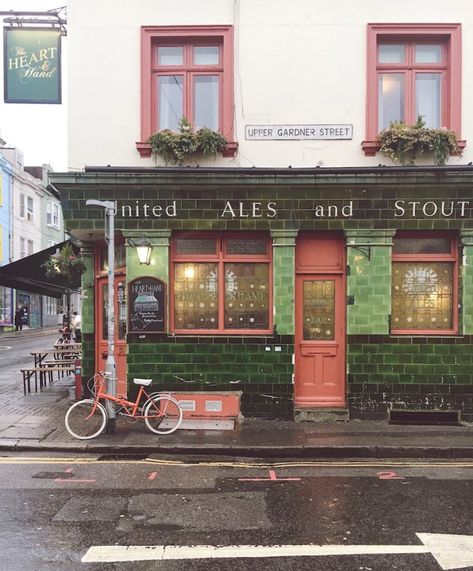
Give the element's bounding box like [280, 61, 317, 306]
[82, 544, 429, 563]
[81, 534, 473, 570]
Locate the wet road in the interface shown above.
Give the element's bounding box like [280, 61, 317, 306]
[0, 332, 59, 388]
[0, 453, 472, 570]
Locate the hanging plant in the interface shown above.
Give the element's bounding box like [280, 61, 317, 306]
[378, 116, 461, 166]
[42, 243, 87, 281]
[148, 117, 228, 165]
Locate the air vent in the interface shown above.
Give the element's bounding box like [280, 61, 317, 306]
[388, 409, 460, 426]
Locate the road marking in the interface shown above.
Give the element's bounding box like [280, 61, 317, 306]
[81, 533, 473, 569]
[239, 469, 301, 482]
[0, 346, 12, 350]
[377, 471, 405, 480]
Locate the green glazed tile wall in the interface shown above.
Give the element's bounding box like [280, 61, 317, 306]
[462, 243, 473, 334]
[127, 339, 294, 386]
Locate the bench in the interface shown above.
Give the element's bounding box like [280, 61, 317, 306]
[21, 366, 75, 394]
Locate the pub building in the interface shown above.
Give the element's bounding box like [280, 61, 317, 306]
[52, 165, 473, 422]
[51, 0, 473, 423]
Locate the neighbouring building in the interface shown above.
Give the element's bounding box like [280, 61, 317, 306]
[52, 0, 473, 421]
[0, 147, 67, 329]
[0, 148, 13, 330]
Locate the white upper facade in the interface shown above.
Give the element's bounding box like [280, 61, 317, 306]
[67, 0, 473, 169]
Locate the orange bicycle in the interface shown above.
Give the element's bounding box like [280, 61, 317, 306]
[65, 371, 183, 440]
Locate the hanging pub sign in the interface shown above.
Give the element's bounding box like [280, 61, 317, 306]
[4, 28, 62, 104]
[128, 277, 165, 334]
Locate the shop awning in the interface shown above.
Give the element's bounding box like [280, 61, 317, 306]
[0, 240, 81, 298]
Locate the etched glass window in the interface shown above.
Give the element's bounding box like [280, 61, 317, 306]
[303, 280, 335, 340]
[392, 263, 453, 330]
[393, 237, 451, 255]
[175, 238, 217, 256]
[172, 234, 271, 333]
[224, 263, 269, 329]
[226, 239, 267, 255]
[174, 263, 218, 329]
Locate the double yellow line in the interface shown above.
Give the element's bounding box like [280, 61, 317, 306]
[0, 455, 472, 469]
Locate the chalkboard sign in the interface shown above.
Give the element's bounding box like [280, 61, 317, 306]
[128, 277, 165, 334]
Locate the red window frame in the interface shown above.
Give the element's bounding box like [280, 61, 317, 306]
[363, 23, 462, 156]
[391, 232, 458, 335]
[170, 232, 273, 335]
[138, 26, 234, 157]
[153, 41, 224, 132]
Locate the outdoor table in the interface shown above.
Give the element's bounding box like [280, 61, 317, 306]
[31, 348, 82, 367]
[53, 342, 81, 350]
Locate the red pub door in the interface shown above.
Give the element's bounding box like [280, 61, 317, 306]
[96, 275, 128, 396]
[295, 233, 346, 408]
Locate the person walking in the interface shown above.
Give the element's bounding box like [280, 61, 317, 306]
[72, 311, 81, 342]
[14, 306, 25, 332]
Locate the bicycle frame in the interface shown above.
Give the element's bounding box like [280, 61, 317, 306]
[90, 373, 167, 419]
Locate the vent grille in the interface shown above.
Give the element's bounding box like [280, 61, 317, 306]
[388, 409, 460, 426]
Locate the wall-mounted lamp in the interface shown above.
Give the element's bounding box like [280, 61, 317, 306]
[129, 235, 152, 265]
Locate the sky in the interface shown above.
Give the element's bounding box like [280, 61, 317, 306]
[0, 1, 67, 171]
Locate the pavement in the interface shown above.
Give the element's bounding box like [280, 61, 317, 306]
[0, 327, 472, 459]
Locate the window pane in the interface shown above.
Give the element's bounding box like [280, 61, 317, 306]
[392, 262, 453, 329]
[175, 238, 217, 256]
[415, 44, 442, 64]
[158, 47, 183, 65]
[157, 75, 183, 131]
[194, 75, 219, 130]
[378, 44, 405, 64]
[378, 73, 404, 130]
[393, 237, 451, 255]
[416, 73, 441, 128]
[226, 238, 267, 255]
[101, 244, 126, 271]
[225, 263, 269, 329]
[194, 46, 219, 65]
[174, 263, 218, 329]
[303, 280, 335, 340]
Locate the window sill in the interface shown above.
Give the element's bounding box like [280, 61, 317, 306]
[361, 139, 467, 157]
[136, 141, 239, 159]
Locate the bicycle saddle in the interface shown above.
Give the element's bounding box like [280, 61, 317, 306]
[133, 378, 152, 386]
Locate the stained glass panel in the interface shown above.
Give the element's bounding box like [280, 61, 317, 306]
[392, 262, 453, 329]
[393, 237, 451, 254]
[224, 263, 269, 329]
[174, 263, 218, 329]
[226, 238, 267, 255]
[175, 238, 217, 256]
[303, 280, 335, 340]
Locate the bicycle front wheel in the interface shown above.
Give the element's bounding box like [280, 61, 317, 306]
[65, 399, 107, 440]
[144, 395, 183, 435]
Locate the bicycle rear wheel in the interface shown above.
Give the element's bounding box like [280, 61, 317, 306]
[144, 395, 183, 435]
[65, 399, 107, 440]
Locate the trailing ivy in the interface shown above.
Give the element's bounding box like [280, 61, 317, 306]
[378, 116, 461, 166]
[148, 118, 228, 165]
